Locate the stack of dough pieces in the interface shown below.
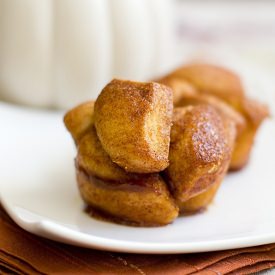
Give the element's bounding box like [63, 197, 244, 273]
[64, 65, 268, 226]
[157, 64, 269, 171]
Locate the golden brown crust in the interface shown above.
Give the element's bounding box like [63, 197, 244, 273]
[158, 63, 269, 171]
[77, 127, 132, 181]
[165, 105, 234, 203]
[77, 169, 179, 226]
[63, 101, 95, 142]
[94, 79, 173, 173]
[242, 97, 269, 127]
[179, 181, 221, 214]
[230, 125, 255, 170]
[157, 76, 197, 105]
[230, 98, 269, 170]
[168, 64, 245, 109]
[64, 100, 132, 181]
[176, 93, 246, 137]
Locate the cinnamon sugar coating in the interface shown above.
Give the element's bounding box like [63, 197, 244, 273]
[94, 79, 173, 173]
[164, 105, 235, 208]
[158, 64, 269, 170]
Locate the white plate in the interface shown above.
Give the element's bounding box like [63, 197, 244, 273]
[0, 101, 274, 254]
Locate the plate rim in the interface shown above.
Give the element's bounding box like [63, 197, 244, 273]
[2, 198, 275, 254]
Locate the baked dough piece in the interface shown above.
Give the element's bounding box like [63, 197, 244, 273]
[94, 79, 173, 173]
[178, 181, 221, 214]
[165, 64, 245, 109]
[77, 127, 132, 181]
[77, 170, 179, 226]
[156, 76, 197, 105]
[176, 93, 246, 138]
[65, 101, 134, 181]
[230, 98, 269, 170]
[64, 101, 95, 142]
[164, 105, 235, 212]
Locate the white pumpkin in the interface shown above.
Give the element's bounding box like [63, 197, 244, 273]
[0, 0, 175, 109]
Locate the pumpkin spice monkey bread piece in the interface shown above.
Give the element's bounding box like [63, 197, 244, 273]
[164, 105, 236, 213]
[64, 100, 95, 142]
[157, 76, 246, 138]
[94, 79, 173, 173]
[77, 171, 179, 226]
[64, 100, 128, 181]
[176, 93, 246, 140]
